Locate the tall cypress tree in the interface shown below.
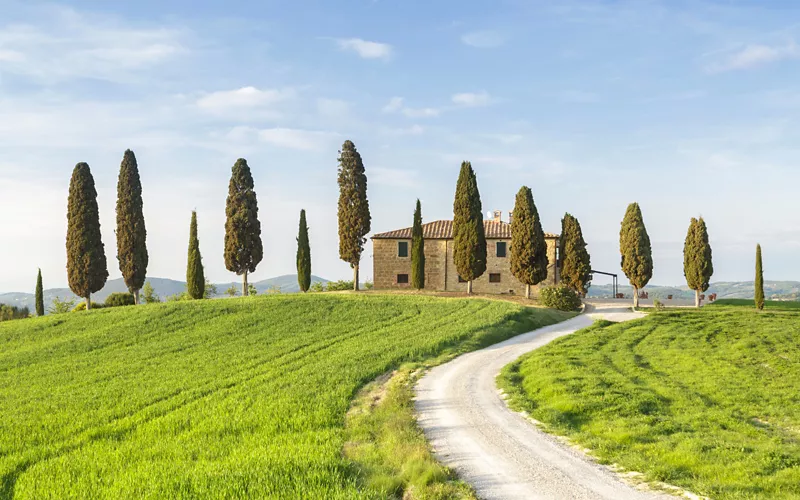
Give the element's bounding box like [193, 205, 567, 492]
[559, 213, 591, 297]
[187, 211, 205, 300]
[224, 158, 263, 296]
[66, 162, 108, 310]
[296, 209, 311, 293]
[115, 149, 148, 304]
[619, 202, 652, 308]
[755, 244, 764, 310]
[35, 268, 44, 316]
[337, 140, 371, 291]
[453, 161, 487, 294]
[510, 186, 548, 299]
[683, 217, 713, 308]
[411, 199, 425, 289]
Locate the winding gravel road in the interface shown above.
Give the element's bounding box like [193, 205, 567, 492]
[415, 303, 674, 500]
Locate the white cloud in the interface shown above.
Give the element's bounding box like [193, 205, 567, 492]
[460, 30, 507, 48]
[452, 91, 492, 107]
[335, 38, 393, 59]
[371, 167, 419, 188]
[317, 98, 350, 117]
[258, 128, 338, 151]
[197, 87, 295, 111]
[402, 107, 440, 118]
[708, 41, 800, 73]
[382, 96, 404, 113]
[382, 124, 424, 136]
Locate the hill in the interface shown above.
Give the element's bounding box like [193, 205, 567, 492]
[0, 294, 569, 498]
[0, 274, 330, 311]
[587, 280, 800, 300]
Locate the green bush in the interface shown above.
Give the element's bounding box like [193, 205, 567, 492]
[539, 285, 582, 311]
[166, 292, 192, 302]
[326, 280, 354, 292]
[72, 302, 103, 312]
[0, 304, 30, 321]
[653, 299, 665, 311]
[104, 293, 135, 308]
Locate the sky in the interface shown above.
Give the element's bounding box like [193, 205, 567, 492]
[1, 0, 800, 292]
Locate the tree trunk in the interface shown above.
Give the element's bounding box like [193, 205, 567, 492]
[353, 265, 360, 291]
[86, 294, 91, 311]
[633, 287, 639, 308]
[242, 271, 249, 297]
[467, 280, 473, 295]
[133, 289, 140, 305]
[525, 284, 531, 300]
[695, 289, 700, 308]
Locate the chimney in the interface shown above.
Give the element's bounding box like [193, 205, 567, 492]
[493, 210, 502, 222]
[508, 210, 513, 225]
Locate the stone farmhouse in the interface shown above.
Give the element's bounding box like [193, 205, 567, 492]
[371, 210, 559, 295]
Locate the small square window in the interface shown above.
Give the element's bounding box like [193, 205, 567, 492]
[398, 241, 409, 258]
[489, 273, 501, 283]
[397, 274, 409, 284]
[496, 242, 507, 258]
[458, 275, 468, 283]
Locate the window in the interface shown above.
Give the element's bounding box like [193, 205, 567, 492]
[458, 275, 468, 283]
[397, 274, 409, 284]
[489, 273, 501, 283]
[496, 241, 507, 258]
[398, 241, 409, 258]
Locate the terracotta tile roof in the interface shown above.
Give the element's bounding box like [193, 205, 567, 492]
[371, 220, 559, 240]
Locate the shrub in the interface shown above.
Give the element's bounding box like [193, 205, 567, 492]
[539, 285, 582, 311]
[72, 302, 103, 312]
[653, 299, 665, 311]
[105, 293, 136, 308]
[326, 280, 354, 292]
[166, 292, 192, 302]
[0, 304, 30, 321]
[50, 296, 77, 315]
[309, 282, 324, 293]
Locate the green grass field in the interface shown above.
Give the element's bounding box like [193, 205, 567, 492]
[710, 298, 800, 310]
[500, 306, 800, 498]
[0, 294, 569, 499]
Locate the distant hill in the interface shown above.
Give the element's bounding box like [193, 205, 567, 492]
[0, 274, 330, 312]
[587, 281, 800, 300]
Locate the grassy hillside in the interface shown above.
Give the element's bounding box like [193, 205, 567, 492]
[588, 281, 800, 300]
[709, 298, 800, 310]
[500, 307, 800, 498]
[0, 294, 568, 499]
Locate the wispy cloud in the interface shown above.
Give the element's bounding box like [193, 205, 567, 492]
[258, 128, 339, 151]
[707, 41, 800, 72]
[317, 98, 350, 117]
[452, 91, 492, 107]
[381, 96, 439, 117]
[371, 167, 419, 188]
[460, 30, 507, 48]
[197, 87, 295, 111]
[382, 96, 404, 113]
[335, 38, 392, 59]
[381, 124, 424, 136]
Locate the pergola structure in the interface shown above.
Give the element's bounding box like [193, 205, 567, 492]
[590, 270, 619, 298]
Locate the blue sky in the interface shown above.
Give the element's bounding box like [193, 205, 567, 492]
[1, 0, 800, 292]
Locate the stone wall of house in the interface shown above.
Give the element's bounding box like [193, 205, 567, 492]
[372, 239, 447, 289]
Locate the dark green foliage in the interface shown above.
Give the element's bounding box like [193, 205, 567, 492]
[619, 202, 652, 307]
[0, 304, 30, 321]
[452, 161, 486, 293]
[105, 293, 135, 308]
[115, 149, 148, 304]
[66, 163, 108, 309]
[187, 211, 205, 300]
[539, 285, 582, 311]
[683, 217, 713, 307]
[755, 244, 764, 310]
[35, 269, 44, 316]
[411, 199, 425, 289]
[558, 214, 591, 296]
[224, 159, 263, 296]
[326, 280, 355, 291]
[296, 209, 311, 293]
[337, 140, 371, 291]
[510, 186, 548, 298]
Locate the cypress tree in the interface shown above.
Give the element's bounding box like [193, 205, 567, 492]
[115, 149, 148, 304]
[619, 202, 652, 308]
[755, 244, 764, 310]
[452, 161, 487, 294]
[296, 209, 311, 293]
[411, 199, 425, 289]
[187, 211, 205, 300]
[35, 268, 44, 316]
[224, 158, 263, 296]
[510, 186, 548, 299]
[559, 213, 592, 297]
[66, 162, 108, 310]
[337, 140, 371, 291]
[683, 217, 713, 308]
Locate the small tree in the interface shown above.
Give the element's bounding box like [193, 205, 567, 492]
[225, 285, 239, 297]
[204, 279, 217, 299]
[510, 186, 548, 299]
[296, 209, 312, 293]
[337, 140, 371, 291]
[186, 211, 205, 300]
[452, 161, 486, 294]
[248, 284, 259, 296]
[224, 158, 263, 296]
[142, 281, 160, 304]
[755, 244, 764, 310]
[619, 202, 652, 308]
[35, 269, 44, 316]
[411, 199, 425, 289]
[559, 213, 591, 297]
[66, 163, 108, 310]
[49, 296, 76, 315]
[683, 217, 713, 308]
[115, 149, 148, 304]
